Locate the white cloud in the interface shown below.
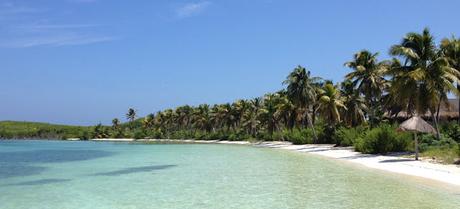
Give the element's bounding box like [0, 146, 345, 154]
[176, 1, 211, 18]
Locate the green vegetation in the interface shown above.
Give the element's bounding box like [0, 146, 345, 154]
[1, 28, 460, 163]
[0, 121, 90, 140]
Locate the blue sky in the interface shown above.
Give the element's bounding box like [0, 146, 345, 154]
[1, 0, 460, 125]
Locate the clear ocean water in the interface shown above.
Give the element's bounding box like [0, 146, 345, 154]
[1, 140, 459, 209]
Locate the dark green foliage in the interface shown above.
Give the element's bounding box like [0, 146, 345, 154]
[419, 133, 458, 152]
[354, 124, 412, 154]
[440, 122, 460, 143]
[132, 130, 146, 139]
[284, 129, 314, 145]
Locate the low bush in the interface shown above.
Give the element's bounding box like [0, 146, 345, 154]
[334, 126, 365, 146]
[440, 122, 460, 143]
[132, 130, 146, 139]
[419, 134, 458, 152]
[284, 128, 314, 145]
[354, 124, 412, 154]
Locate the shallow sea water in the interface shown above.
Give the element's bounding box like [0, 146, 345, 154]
[1, 140, 459, 209]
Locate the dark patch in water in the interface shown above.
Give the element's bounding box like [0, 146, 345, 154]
[93, 165, 176, 176]
[0, 150, 113, 164]
[7, 178, 71, 186]
[0, 150, 114, 179]
[0, 164, 46, 179]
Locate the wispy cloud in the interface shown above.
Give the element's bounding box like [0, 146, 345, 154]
[1, 34, 118, 48]
[176, 1, 211, 18]
[0, 2, 45, 16]
[14, 24, 99, 30]
[0, 2, 118, 48]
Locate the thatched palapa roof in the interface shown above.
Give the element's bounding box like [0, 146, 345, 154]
[398, 116, 437, 134]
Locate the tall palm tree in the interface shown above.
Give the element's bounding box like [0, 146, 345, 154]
[193, 104, 213, 133]
[283, 66, 321, 141]
[440, 37, 460, 124]
[345, 50, 387, 126]
[317, 83, 346, 128]
[340, 80, 367, 127]
[126, 108, 137, 129]
[126, 108, 136, 122]
[390, 28, 459, 137]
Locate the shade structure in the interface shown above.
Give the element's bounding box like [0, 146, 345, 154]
[398, 116, 436, 134]
[398, 116, 436, 161]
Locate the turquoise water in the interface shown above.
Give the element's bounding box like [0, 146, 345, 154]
[1, 140, 459, 209]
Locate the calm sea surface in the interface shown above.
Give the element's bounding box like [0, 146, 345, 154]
[1, 140, 459, 209]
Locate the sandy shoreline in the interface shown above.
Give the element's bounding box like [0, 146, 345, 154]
[87, 138, 460, 187]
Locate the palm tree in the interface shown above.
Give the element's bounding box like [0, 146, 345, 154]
[242, 97, 263, 136]
[275, 95, 296, 130]
[126, 108, 137, 122]
[283, 65, 321, 141]
[440, 37, 460, 124]
[390, 28, 459, 137]
[143, 113, 155, 129]
[112, 118, 120, 130]
[317, 83, 346, 128]
[126, 108, 137, 130]
[345, 50, 387, 126]
[193, 104, 213, 133]
[261, 93, 281, 135]
[340, 80, 367, 127]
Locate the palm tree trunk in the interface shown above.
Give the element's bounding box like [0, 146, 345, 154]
[414, 132, 419, 161]
[458, 83, 460, 125]
[306, 111, 318, 143]
[435, 98, 442, 140]
[431, 111, 440, 140]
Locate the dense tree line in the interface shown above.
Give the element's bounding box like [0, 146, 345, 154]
[101, 28, 459, 143]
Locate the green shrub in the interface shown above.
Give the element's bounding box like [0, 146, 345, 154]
[458, 144, 460, 158]
[419, 133, 458, 152]
[334, 126, 364, 146]
[133, 130, 146, 139]
[441, 122, 460, 143]
[285, 128, 314, 145]
[354, 124, 411, 154]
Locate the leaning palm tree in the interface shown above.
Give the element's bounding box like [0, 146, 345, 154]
[440, 37, 460, 123]
[316, 83, 346, 128]
[345, 50, 387, 126]
[283, 66, 321, 141]
[389, 28, 459, 137]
